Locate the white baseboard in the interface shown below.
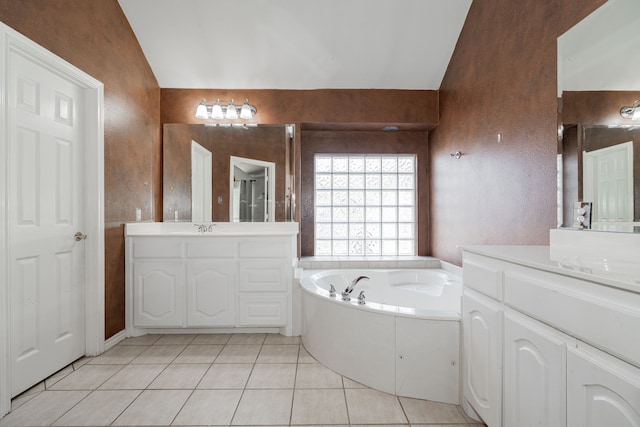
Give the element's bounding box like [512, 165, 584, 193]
[103, 330, 127, 351]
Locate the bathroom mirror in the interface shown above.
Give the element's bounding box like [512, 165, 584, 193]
[163, 123, 293, 222]
[557, 0, 640, 232]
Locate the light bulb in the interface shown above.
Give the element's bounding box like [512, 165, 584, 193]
[225, 99, 238, 119]
[211, 99, 224, 119]
[195, 100, 208, 119]
[240, 99, 254, 119]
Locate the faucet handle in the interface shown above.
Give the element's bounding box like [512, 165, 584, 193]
[329, 284, 336, 297]
[357, 290, 366, 305]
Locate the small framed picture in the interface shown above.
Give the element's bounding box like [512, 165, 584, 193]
[572, 201, 592, 229]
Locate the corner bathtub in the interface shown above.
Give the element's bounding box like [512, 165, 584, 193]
[300, 268, 462, 404]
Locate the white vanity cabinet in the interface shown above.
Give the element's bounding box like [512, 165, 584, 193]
[462, 247, 640, 427]
[125, 223, 298, 336]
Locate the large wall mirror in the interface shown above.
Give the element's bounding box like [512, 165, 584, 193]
[163, 123, 294, 222]
[558, 0, 640, 232]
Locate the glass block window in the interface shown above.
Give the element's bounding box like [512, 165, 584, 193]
[314, 154, 416, 256]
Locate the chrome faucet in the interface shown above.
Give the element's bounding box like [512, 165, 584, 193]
[341, 275, 369, 301]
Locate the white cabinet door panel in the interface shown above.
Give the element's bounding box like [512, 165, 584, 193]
[504, 312, 566, 427]
[463, 289, 502, 427]
[186, 261, 236, 326]
[568, 345, 640, 427]
[133, 261, 183, 327]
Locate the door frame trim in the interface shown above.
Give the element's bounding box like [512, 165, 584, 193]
[0, 23, 105, 416]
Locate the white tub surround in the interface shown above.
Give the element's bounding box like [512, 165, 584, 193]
[461, 244, 640, 427]
[125, 222, 299, 337]
[300, 267, 462, 404]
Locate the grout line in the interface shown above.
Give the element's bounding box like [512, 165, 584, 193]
[106, 388, 144, 427]
[289, 345, 301, 424]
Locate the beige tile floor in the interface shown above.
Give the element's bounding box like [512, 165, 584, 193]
[0, 333, 486, 426]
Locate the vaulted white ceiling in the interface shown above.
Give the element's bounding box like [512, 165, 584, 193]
[118, 0, 472, 90]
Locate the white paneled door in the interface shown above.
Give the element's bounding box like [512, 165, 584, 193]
[7, 46, 87, 396]
[583, 141, 634, 222]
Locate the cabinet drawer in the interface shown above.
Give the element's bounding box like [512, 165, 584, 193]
[238, 295, 288, 326]
[132, 238, 182, 258]
[463, 254, 504, 300]
[504, 268, 640, 367]
[238, 239, 291, 258]
[238, 261, 290, 292]
[186, 239, 237, 258]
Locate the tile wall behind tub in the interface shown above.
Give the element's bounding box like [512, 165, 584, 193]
[429, 0, 606, 266]
[0, 0, 162, 338]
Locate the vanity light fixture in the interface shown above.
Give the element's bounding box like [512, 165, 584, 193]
[620, 99, 640, 120]
[195, 98, 257, 121]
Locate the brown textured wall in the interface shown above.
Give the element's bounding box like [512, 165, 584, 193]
[300, 131, 430, 256]
[0, 1, 161, 338]
[161, 89, 439, 128]
[163, 124, 289, 222]
[562, 91, 640, 125]
[429, 0, 605, 266]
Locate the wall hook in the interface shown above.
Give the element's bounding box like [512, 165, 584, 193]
[450, 151, 462, 159]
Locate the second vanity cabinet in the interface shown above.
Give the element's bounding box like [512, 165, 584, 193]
[125, 223, 298, 336]
[462, 247, 640, 427]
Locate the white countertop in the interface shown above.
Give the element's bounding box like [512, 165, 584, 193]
[125, 221, 299, 236]
[461, 245, 640, 293]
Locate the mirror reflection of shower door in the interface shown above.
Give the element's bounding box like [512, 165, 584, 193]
[230, 156, 276, 222]
[191, 140, 212, 222]
[583, 141, 633, 222]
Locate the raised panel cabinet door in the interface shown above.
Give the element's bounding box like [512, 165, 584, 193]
[568, 345, 640, 427]
[186, 261, 236, 327]
[132, 261, 184, 327]
[462, 289, 503, 427]
[504, 312, 566, 427]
